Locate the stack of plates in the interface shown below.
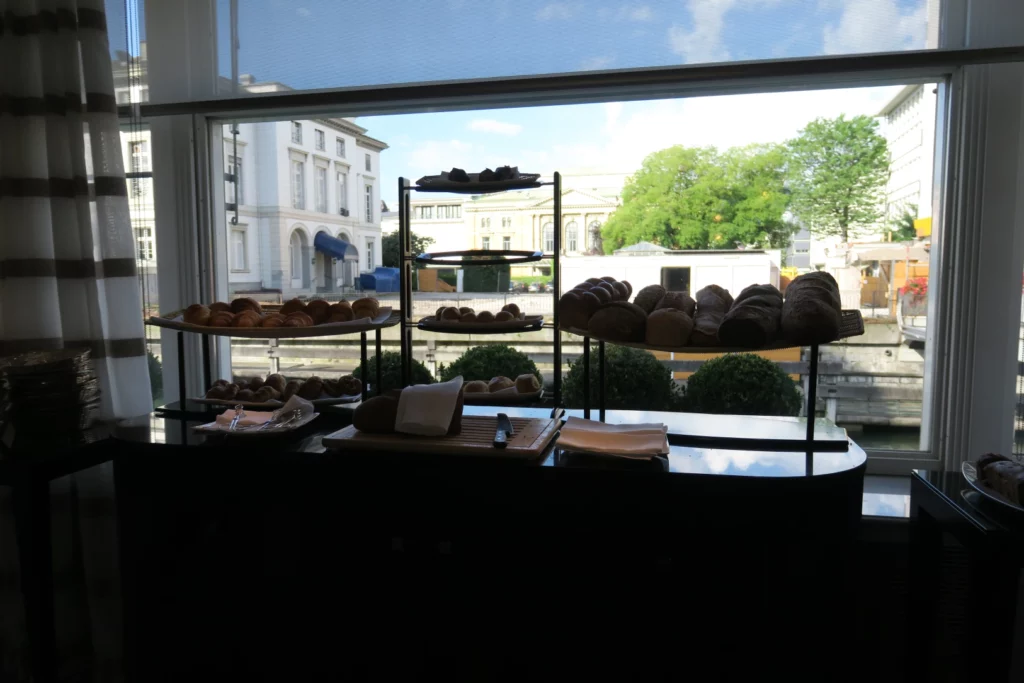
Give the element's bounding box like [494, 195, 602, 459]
[0, 348, 101, 442]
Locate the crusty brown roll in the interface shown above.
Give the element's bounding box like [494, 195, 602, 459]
[353, 395, 399, 434]
[690, 285, 734, 346]
[489, 376, 514, 392]
[476, 311, 495, 323]
[236, 389, 255, 401]
[558, 291, 600, 330]
[208, 311, 234, 327]
[718, 303, 782, 348]
[459, 306, 476, 315]
[212, 379, 230, 388]
[337, 375, 362, 396]
[585, 277, 603, 286]
[320, 379, 342, 398]
[283, 312, 314, 327]
[280, 298, 306, 316]
[205, 385, 230, 399]
[464, 380, 489, 393]
[515, 374, 541, 393]
[646, 308, 694, 347]
[599, 276, 617, 284]
[261, 313, 286, 328]
[733, 284, 783, 307]
[589, 286, 612, 305]
[573, 282, 594, 291]
[305, 300, 331, 325]
[460, 312, 477, 322]
[611, 282, 629, 301]
[501, 303, 520, 318]
[781, 272, 843, 344]
[247, 376, 264, 391]
[282, 380, 302, 400]
[494, 311, 515, 322]
[621, 280, 633, 298]
[297, 377, 323, 400]
[328, 302, 354, 323]
[253, 386, 279, 402]
[208, 301, 232, 314]
[440, 307, 461, 321]
[698, 284, 734, 310]
[183, 303, 211, 326]
[633, 284, 666, 313]
[594, 281, 616, 301]
[232, 311, 262, 328]
[655, 291, 696, 317]
[231, 297, 262, 314]
[588, 301, 647, 342]
[223, 383, 240, 399]
[351, 297, 380, 320]
[264, 374, 287, 393]
[435, 306, 448, 319]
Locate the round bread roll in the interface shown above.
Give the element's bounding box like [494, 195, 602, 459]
[233, 311, 262, 328]
[435, 306, 448, 319]
[264, 374, 287, 393]
[476, 311, 495, 323]
[328, 303, 354, 323]
[502, 303, 521, 318]
[280, 298, 306, 316]
[205, 385, 229, 399]
[698, 284, 734, 310]
[574, 282, 593, 291]
[183, 304, 211, 326]
[440, 307, 461, 321]
[718, 303, 781, 348]
[646, 309, 695, 347]
[352, 395, 399, 434]
[208, 311, 234, 327]
[488, 376, 514, 392]
[305, 300, 331, 325]
[246, 376, 263, 391]
[594, 281, 616, 298]
[282, 380, 302, 400]
[223, 383, 240, 399]
[558, 291, 601, 330]
[231, 297, 262, 314]
[734, 284, 783, 307]
[297, 377, 323, 400]
[494, 311, 515, 322]
[600, 276, 617, 284]
[261, 313, 287, 328]
[590, 286, 611, 304]
[464, 380, 489, 393]
[253, 386, 278, 402]
[585, 277, 603, 286]
[633, 284, 667, 313]
[459, 306, 475, 315]
[588, 301, 647, 342]
[320, 379, 342, 398]
[351, 297, 380, 320]
[621, 281, 633, 297]
[236, 389, 255, 401]
[212, 379, 230, 388]
[515, 374, 541, 393]
[338, 375, 362, 395]
[208, 301, 232, 314]
[611, 282, 629, 301]
[655, 292, 697, 317]
[283, 312, 314, 327]
[460, 312, 477, 322]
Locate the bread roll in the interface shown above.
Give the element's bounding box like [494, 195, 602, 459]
[599, 276, 617, 284]
[205, 385, 230, 399]
[621, 280, 633, 298]
[515, 374, 541, 393]
[459, 306, 475, 315]
[781, 272, 843, 344]
[297, 377, 323, 400]
[464, 380, 489, 393]
[588, 301, 646, 342]
[208, 302, 232, 314]
[435, 306, 448, 319]
[233, 311, 262, 328]
[594, 282, 616, 301]
[352, 395, 399, 434]
[590, 286, 612, 304]
[655, 292, 696, 317]
[264, 374, 287, 393]
[440, 306, 461, 321]
[253, 386, 279, 402]
[574, 282, 594, 291]
[338, 375, 362, 396]
[476, 311, 495, 323]
[489, 376, 514, 392]
[261, 313, 287, 328]
[231, 297, 262, 314]
[282, 380, 302, 400]
[690, 285, 734, 346]
[328, 308, 354, 323]
[585, 277, 603, 286]
[208, 311, 234, 327]
[502, 303, 520, 317]
[236, 389, 255, 401]
[633, 285, 666, 313]
[733, 284, 782, 307]
[646, 308, 694, 347]
[320, 379, 342, 398]
[460, 312, 477, 322]
[697, 284, 733, 310]
[558, 291, 600, 330]
[183, 304, 211, 326]
[305, 300, 331, 325]
[223, 383, 240, 399]
[280, 298, 306, 315]
[494, 311, 515, 322]
[611, 282, 629, 301]
[283, 312, 314, 327]
[352, 297, 380, 320]
[247, 376, 264, 391]
[718, 303, 782, 348]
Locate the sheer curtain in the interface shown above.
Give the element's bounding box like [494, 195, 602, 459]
[0, 0, 150, 679]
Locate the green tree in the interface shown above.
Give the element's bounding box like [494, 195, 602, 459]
[381, 230, 434, 267]
[786, 114, 890, 243]
[601, 144, 793, 252]
[888, 204, 918, 242]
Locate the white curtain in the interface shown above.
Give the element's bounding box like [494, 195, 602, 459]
[0, 1, 149, 679]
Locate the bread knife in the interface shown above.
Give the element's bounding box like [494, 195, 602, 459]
[493, 413, 514, 449]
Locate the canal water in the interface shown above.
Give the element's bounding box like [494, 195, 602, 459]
[840, 425, 921, 450]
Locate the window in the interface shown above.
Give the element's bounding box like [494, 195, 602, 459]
[231, 227, 248, 271]
[417, 205, 433, 220]
[290, 231, 304, 281]
[291, 160, 305, 209]
[501, 217, 511, 228]
[454, 205, 461, 219]
[365, 153, 371, 172]
[481, 236, 490, 250]
[364, 184, 373, 223]
[129, 140, 149, 196]
[588, 220, 602, 247]
[566, 221, 578, 252]
[481, 217, 490, 229]
[315, 166, 327, 212]
[336, 137, 346, 157]
[315, 129, 325, 151]
[365, 238, 375, 271]
[503, 236, 511, 251]
[337, 172, 348, 214]
[291, 121, 302, 144]
[226, 154, 242, 205]
[660, 267, 691, 293]
[134, 226, 154, 261]
[543, 222, 554, 254]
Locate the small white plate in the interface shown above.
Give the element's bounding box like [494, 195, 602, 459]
[193, 411, 319, 436]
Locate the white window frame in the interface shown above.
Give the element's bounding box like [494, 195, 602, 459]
[337, 170, 348, 214]
[481, 236, 490, 250]
[129, 140, 149, 196]
[364, 183, 373, 223]
[364, 153, 371, 172]
[315, 128, 325, 151]
[315, 165, 327, 213]
[543, 222, 554, 254]
[502, 236, 511, 251]
[230, 225, 248, 272]
[336, 137, 346, 157]
[291, 121, 302, 143]
[292, 160, 305, 210]
[226, 153, 242, 205]
[365, 237, 375, 271]
[565, 220, 578, 253]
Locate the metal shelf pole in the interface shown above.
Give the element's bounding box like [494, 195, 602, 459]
[805, 343, 819, 475]
[598, 340, 605, 422]
[582, 338, 590, 420]
[553, 171, 562, 406]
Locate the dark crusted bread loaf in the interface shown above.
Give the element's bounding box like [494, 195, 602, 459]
[984, 461, 1024, 504]
[633, 284, 667, 313]
[782, 272, 843, 344]
[697, 284, 733, 310]
[588, 301, 647, 342]
[654, 291, 696, 317]
[733, 284, 783, 307]
[352, 395, 399, 434]
[718, 302, 782, 348]
[690, 285, 733, 346]
[646, 308, 694, 347]
[559, 290, 601, 330]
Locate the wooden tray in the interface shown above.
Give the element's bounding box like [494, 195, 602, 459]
[322, 415, 559, 460]
[418, 314, 544, 334]
[193, 393, 360, 409]
[148, 308, 397, 338]
[560, 309, 864, 353]
[463, 389, 543, 404]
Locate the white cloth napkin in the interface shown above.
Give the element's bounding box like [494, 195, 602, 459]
[213, 395, 314, 428]
[395, 376, 464, 436]
[556, 417, 670, 458]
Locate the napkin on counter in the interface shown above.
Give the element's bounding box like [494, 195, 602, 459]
[395, 376, 464, 436]
[556, 417, 669, 459]
[213, 395, 314, 429]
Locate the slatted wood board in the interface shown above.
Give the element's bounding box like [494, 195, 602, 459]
[322, 416, 559, 460]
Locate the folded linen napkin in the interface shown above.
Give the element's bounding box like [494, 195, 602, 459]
[556, 417, 670, 459]
[213, 395, 314, 428]
[395, 376, 464, 436]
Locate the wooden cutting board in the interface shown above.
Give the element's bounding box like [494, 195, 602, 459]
[322, 416, 559, 460]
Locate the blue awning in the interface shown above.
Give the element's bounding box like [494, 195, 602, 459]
[314, 232, 359, 261]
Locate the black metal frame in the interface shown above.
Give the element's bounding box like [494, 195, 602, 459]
[399, 173, 563, 405]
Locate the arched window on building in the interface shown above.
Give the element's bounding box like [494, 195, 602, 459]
[543, 222, 554, 254]
[588, 220, 603, 254]
[565, 221, 578, 253]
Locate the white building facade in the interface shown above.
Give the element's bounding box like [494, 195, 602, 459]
[877, 83, 938, 229]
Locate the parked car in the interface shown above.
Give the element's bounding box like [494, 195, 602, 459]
[527, 282, 540, 293]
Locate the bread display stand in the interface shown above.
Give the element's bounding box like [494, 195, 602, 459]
[146, 308, 401, 416]
[397, 172, 563, 405]
[560, 309, 864, 462]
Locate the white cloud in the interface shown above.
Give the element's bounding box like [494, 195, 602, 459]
[468, 119, 523, 136]
[535, 2, 580, 20]
[580, 55, 615, 71]
[296, 6, 311, 17]
[624, 4, 654, 21]
[822, 0, 928, 54]
[668, 0, 737, 64]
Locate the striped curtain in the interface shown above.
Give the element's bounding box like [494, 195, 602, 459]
[0, 0, 151, 420]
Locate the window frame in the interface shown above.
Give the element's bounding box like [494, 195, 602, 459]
[502, 236, 511, 251]
[315, 165, 328, 213]
[315, 128, 325, 151]
[291, 121, 302, 143]
[481, 236, 490, 250]
[364, 183, 373, 223]
[336, 137, 346, 157]
[364, 153, 371, 172]
[291, 159, 305, 210]
[230, 225, 248, 272]
[336, 170, 348, 213]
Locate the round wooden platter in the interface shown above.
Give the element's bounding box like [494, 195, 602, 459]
[418, 314, 544, 334]
[558, 309, 864, 353]
[147, 307, 398, 338]
[463, 388, 543, 404]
